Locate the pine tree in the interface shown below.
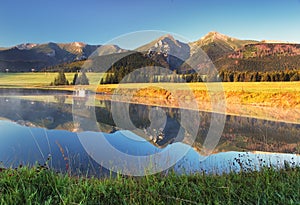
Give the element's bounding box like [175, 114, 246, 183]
[219, 70, 225, 82]
[52, 71, 69, 86]
[72, 73, 78, 85]
[284, 73, 290, 81]
[228, 72, 234, 82]
[100, 78, 104, 85]
[290, 73, 300, 81]
[76, 71, 89, 85]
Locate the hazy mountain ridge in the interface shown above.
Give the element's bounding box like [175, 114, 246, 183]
[0, 42, 127, 71]
[0, 31, 300, 72]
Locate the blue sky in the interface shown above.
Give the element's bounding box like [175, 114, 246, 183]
[1, 0, 300, 47]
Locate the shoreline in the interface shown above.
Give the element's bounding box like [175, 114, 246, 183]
[94, 94, 300, 125]
[0, 85, 299, 125]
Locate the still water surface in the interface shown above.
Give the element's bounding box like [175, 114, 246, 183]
[0, 93, 299, 176]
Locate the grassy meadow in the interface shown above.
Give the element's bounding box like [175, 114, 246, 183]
[0, 72, 103, 88]
[1, 72, 299, 93]
[1, 72, 299, 90]
[0, 165, 300, 204]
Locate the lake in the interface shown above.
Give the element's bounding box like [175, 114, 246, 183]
[0, 91, 299, 176]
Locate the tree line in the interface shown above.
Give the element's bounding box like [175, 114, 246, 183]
[219, 70, 300, 82]
[49, 69, 300, 86]
[100, 70, 300, 84]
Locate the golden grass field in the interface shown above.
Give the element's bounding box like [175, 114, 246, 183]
[1, 72, 299, 92]
[96, 81, 300, 108]
[95, 81, 300, 123]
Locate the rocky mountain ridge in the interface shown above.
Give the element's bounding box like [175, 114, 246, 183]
[1, 32, 299, 72]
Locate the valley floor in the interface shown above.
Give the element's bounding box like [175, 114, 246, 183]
[0, 72, 299, 123]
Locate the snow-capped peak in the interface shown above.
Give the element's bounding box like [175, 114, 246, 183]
[200, 31, 235, 42]
[16, 43, 38, 50]
[71, 42, 86, 47]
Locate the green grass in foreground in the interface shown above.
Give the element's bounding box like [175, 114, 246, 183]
[0, 166, 299, 204]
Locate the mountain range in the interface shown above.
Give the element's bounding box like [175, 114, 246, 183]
[1, 31, 300, 72]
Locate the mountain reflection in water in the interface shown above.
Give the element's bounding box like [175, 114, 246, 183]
[0, 120, 300, 177]
[0, 95, 300, 176]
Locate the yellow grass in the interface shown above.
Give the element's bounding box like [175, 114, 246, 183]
[1, 72, 299, 93]
[97, 82, 300, 93]
[95, 82, 300, 124]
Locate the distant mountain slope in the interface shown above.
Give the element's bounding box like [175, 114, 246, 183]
[91, 45, 127, 56]
[136, 34, 190, 71]
[0, 42, 127, 72]
[187, 32, 300, 72]
[196, 31, 257, 49]
[1, 31, 300, 73]
[189, 31, 258, 62]
[136, 34, 190, 60]
[213, 43, 300, 72]
[228, 43, 300, 59]
[0, 42, 97, 71]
